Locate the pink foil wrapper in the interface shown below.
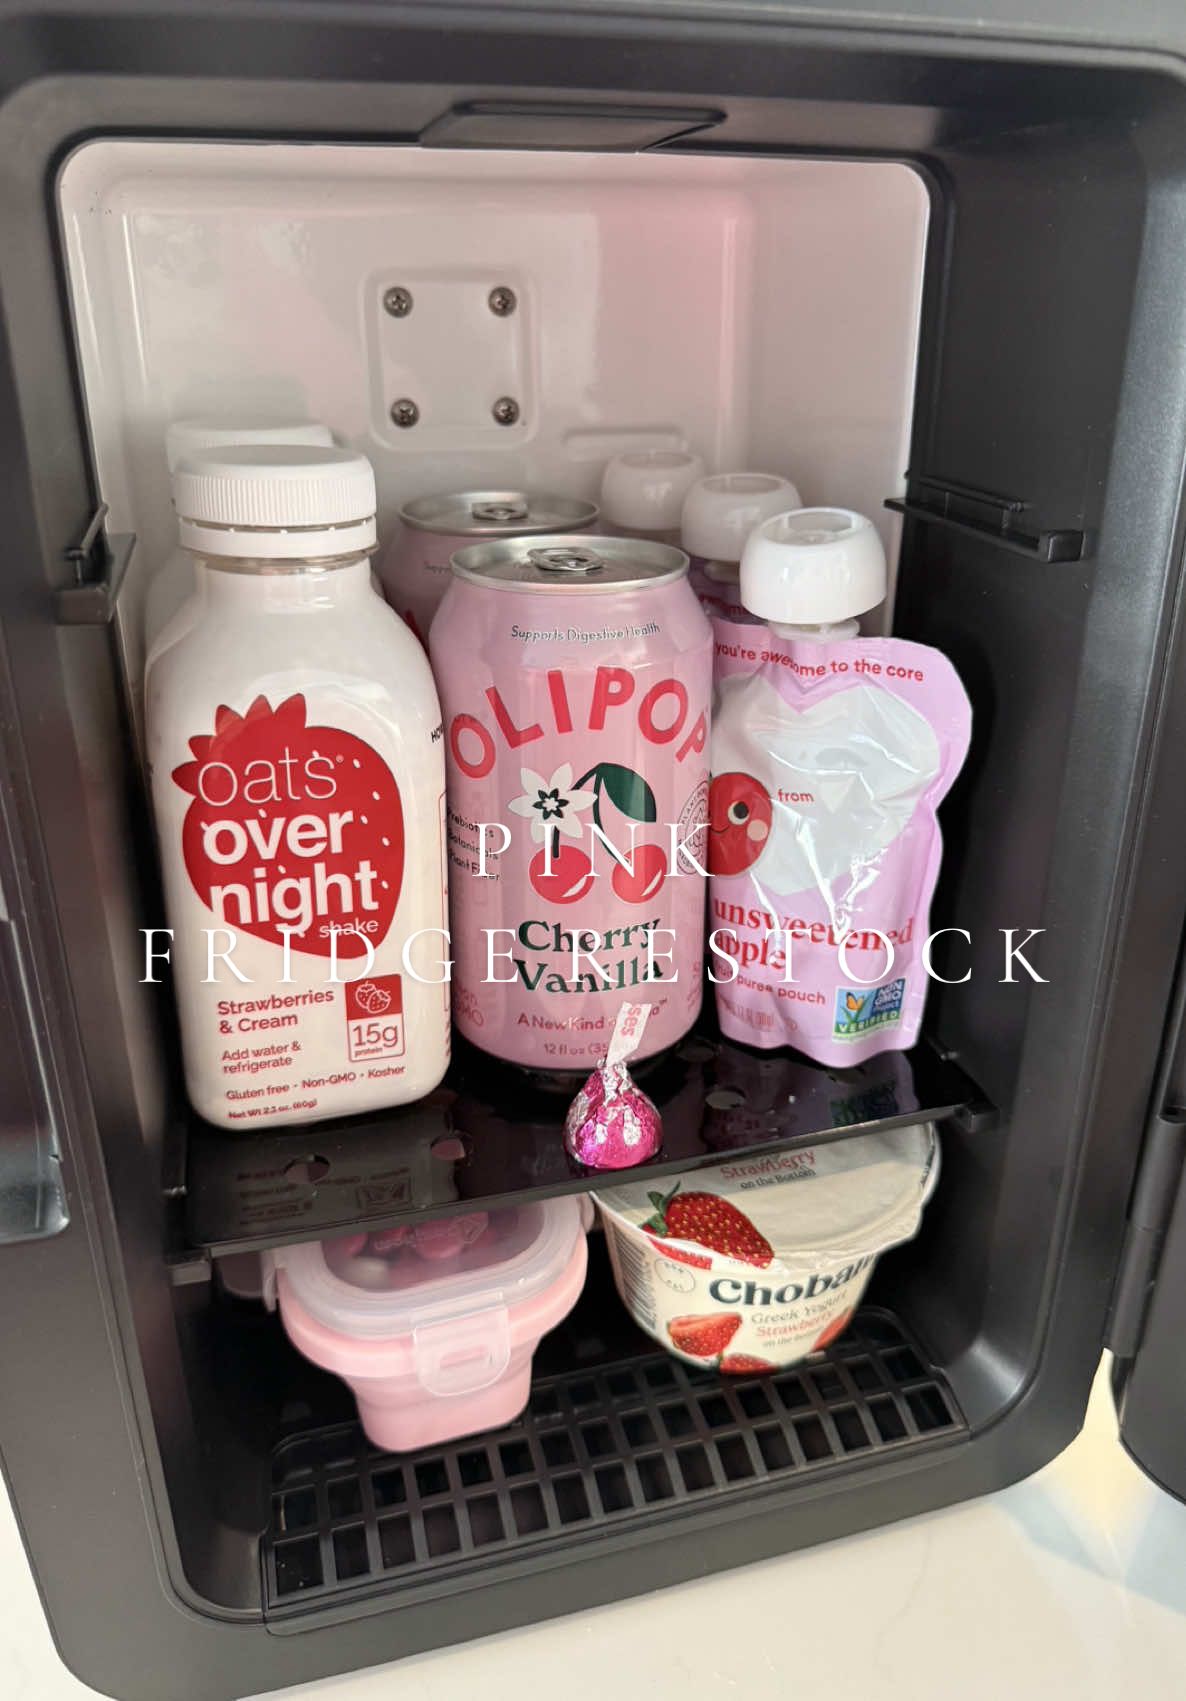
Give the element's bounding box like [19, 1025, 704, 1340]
[564, 1003, 662, 1170]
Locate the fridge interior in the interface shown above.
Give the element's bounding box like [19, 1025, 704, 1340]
[60, 143, 927, 703]
[36, 111, 1171, 1635]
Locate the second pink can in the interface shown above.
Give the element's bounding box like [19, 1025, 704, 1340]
[431, 536, 712, 1072]
[380, 489, 599, 645]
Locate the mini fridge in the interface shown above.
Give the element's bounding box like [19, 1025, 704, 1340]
[2, 2, 1186, 1697]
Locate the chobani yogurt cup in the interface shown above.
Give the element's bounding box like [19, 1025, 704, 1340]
[593, 1124, 938, 1372]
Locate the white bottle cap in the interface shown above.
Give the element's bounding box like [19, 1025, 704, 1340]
[681, 472, 802, 563]
[740, 507, 887, 624]
[173, 445, 378, 560]
[600, 450, 705, 533]
[165, 417, 333, 473]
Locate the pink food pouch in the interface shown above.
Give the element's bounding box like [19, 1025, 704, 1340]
[707, 510, 972, 1066]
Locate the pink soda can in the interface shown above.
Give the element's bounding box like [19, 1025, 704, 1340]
[380, 489, 599, 647]
[431, 535, 712, 1072]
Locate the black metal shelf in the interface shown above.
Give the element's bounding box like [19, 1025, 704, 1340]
[182, 1028, 993, 1260]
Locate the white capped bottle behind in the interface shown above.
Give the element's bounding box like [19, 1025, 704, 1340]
[147, 445, 450, 1130]
[682, 472, 800, 624]
[599, 449, 704, 544]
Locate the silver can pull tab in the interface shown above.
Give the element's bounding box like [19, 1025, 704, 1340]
[471, 499, 530, 524]
[528, 545, 606, 575]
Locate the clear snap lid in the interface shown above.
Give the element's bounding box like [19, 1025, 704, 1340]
[266, 1195, 585, 1344]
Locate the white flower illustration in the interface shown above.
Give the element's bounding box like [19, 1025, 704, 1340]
[508, 763, 597, 844]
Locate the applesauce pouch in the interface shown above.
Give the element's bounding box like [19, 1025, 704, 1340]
[708, 622, 972, 1065]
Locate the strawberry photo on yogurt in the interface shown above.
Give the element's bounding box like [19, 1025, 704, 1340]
[642, 1181, 774, 1266]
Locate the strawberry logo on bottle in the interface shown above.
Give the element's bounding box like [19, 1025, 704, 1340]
[171, 694, 403, 959]
[353, 980, 393, 1015]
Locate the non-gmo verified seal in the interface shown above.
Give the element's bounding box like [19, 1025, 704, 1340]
[833, 977, 905, 1040]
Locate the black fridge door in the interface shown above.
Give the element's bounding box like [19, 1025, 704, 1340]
[1113, 1141, 1186, 1501]
[1109, 575, 1186, 1509]
[1111, 924, 1186, 1501]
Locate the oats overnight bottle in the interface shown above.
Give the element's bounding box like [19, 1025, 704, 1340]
[431, 536, 712, 1072]
[146, 445, 449, 1130]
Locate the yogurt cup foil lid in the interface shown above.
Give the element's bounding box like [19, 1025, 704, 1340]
[594, 1123, 938, 1268]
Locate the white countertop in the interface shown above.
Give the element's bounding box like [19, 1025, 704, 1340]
[6, 1361, 1186, 1701]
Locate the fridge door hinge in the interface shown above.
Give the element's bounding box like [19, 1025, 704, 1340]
[56, 504, 135, 625]
[886, 474, 1091, 563]
[1105, 1110, 1186, 1357]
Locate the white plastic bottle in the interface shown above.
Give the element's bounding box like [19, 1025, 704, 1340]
[145, 418, 334, 653]
[681, 472, 801, 622]
[146, 445, 450, 1131]
[599, 449, 704, 543]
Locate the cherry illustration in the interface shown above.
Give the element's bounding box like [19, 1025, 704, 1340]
[611, 842, 668, 904]
[529, 844, 595, 905]
[707, 772, 773, 876]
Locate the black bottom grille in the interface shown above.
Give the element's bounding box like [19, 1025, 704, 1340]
[263, 1307, 964, 1613]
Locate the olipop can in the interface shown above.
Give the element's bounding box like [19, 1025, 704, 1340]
[430, 536, 713, 1072]
[381, 490, 599, 645]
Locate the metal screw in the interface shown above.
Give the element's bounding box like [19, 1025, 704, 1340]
[492, 396, 520, 427]
[488, 285, 517, 317]
[390, 398, 420, 428]
[383, 286, 413, 318]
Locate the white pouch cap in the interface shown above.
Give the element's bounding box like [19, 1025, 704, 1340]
[165, 416, 333, 472]
[741, 507, 887, 624]
[173, 444, 377, 560]
[600, 449, 705, 533]
[681, 472, 802, 563]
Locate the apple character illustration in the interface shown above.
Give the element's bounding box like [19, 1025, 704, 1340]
[707, 771, 773, 876]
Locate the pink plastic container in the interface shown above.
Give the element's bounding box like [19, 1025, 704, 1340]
[266, 1199, 588, 1452]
